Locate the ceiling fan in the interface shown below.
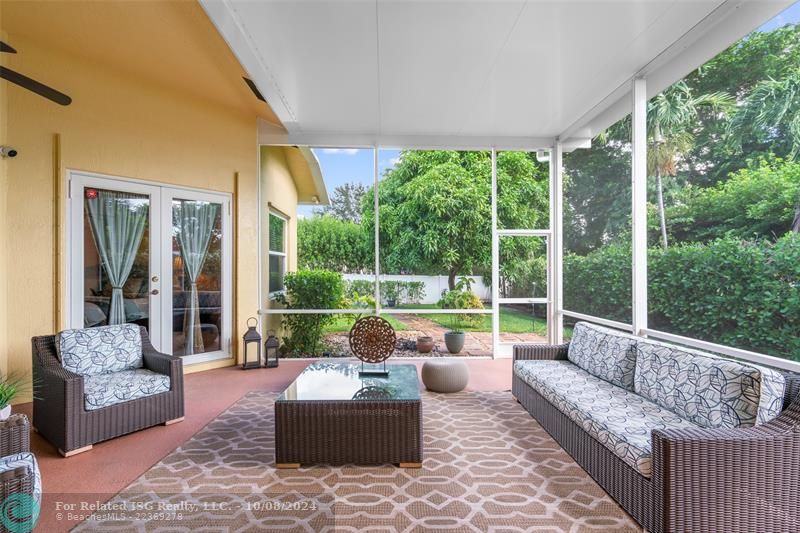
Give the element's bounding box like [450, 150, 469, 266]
[1, 41, 72, 106]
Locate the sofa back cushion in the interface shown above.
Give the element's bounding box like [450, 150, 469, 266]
[634, 339, 786, 429]
[57, 324, 143, 377]
[567, 322, 638, 390]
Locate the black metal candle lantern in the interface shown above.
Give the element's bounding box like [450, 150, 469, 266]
[264, 330, 280, 368]
[242, 317, 262, 369]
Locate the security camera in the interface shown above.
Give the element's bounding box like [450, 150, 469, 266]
[0, 146, 18, 158]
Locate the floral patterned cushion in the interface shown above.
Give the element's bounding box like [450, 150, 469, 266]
[514, 359, 698, 477]
[567, 322, 638, 390]
[634, 339, 786, 429]
[57, 325, 143, 376]
[0, 452, 42, 507]
[83, 369, 170, 411]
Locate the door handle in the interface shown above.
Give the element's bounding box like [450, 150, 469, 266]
[151, 289, 160, 296]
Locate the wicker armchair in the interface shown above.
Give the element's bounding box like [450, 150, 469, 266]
[512, 343, 800, 533]
[32, 326, 184, 457]
[0, 414, 40, 533]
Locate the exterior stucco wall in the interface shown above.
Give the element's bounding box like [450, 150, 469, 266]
[1, 28, 261, 399]
[259, 146, 300, 336]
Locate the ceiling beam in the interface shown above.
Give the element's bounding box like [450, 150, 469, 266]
[258, 130, 555, 151]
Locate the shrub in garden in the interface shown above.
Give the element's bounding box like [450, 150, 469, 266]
[276, 270, 344, 356]
[439, 277, 485, 331]
[381, 281, 401, 305]
[405, 282, 426, 304]
[345, 279, 375, 299]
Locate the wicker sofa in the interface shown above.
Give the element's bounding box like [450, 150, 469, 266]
[513, 322, 800, 533]
[32, 325, 184, 456]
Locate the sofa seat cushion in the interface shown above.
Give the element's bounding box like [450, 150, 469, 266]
[84, 369, 170, 411]
[514, 359, 698, 477]
[57, 324, 143, 376]
[634, 339, 786, 429]
[567, 322, 638, 390]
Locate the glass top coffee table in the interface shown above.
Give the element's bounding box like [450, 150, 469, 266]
[275, 362, 422, 468]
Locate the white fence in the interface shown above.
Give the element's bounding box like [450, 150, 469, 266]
[343, 274, 491, 305]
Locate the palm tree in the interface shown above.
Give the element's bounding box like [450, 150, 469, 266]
[599, 82, 733, 248]
[728, 69, 800, 233]
[647, 82, 734, 248]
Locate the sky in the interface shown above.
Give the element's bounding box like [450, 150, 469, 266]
[299, 1, 800, 218]
[758, 1, 800, 31]
[300, 148, 400, 217]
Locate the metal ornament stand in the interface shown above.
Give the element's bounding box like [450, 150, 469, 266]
[360, 359, 389, 378]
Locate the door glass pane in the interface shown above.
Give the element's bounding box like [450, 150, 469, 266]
[83, 187, 150, 330]
[172, 199, 223, 356]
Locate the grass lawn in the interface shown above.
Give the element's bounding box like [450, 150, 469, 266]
[322, 313, 408, 334]
[321, 304, 573, 337]
[394, 303, 549, 335]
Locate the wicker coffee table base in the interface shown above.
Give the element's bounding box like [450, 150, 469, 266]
[274, 399, 422, 467]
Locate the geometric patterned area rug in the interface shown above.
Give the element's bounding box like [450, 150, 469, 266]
[76, 391, 641, 532]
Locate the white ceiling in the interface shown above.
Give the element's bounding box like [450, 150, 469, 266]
[202, 0, 792, 149]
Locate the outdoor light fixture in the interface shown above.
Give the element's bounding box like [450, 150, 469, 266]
[264, 331, 280, 368]
[242, 317, 262, 369]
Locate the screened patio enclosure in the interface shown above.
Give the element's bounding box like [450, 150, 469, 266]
[202, 0, 800, 368]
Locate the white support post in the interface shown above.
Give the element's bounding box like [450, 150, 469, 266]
[631, 78, 648, 337]
[490, 149, 500, 358]
[549, 141, 564, 344]
[373, 147, 381, 315]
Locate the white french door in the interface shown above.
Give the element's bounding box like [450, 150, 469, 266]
[68, 171, 232, 364]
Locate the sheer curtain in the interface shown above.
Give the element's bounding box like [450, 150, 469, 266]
[174, 201, 219, 355]
[86, 191, 148, 325]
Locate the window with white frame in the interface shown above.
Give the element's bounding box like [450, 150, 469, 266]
[268, 211, 287, 295]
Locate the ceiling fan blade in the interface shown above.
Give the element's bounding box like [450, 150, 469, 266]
[0, 66, 71, 106]
[0, 41, 17, 54]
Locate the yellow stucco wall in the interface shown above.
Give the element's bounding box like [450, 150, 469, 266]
[0, 26, 8, 379]
[0, 9, 275, 400]
[259, 146, 300, 336]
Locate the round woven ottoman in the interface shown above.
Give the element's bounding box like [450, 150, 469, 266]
[421, 359, 469, 393]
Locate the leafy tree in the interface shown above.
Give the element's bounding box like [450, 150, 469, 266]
[647, 82, 734, 248]
[600, 82, 734, 249]
[563, 141, 632, 254]
[362, 150, 548, 290]
[728, 67, 800, 167]
[666, 159, 800, 241]
[315, 182, 367, 223]
[297, 215, 371, 272]
[683, 24, 800, 185]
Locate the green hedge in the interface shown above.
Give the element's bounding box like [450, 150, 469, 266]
[564, 243, 632, 323]
[564, 234, 800, 360]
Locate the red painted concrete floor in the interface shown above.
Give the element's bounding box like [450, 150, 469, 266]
[15, 358, 512, 532]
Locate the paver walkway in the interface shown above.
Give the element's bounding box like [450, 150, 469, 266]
[392, 313, 547, 356]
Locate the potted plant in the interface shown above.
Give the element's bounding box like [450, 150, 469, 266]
[0, 373, 28, 420]
[383, 281, 400, 308]
[439, 277, 484, 354]
[443, 319, 466, 354]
